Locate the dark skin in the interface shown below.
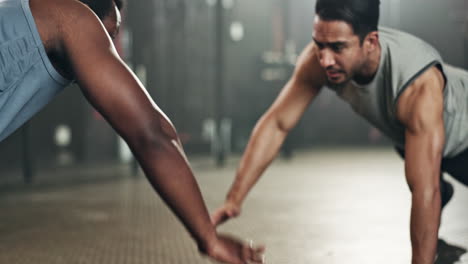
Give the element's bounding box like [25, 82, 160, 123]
[28, 0, 265, 263]
[212, 17, 445, 264]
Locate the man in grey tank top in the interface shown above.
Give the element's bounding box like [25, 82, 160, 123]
[212, 0, 467, 263]
[0, 0, 265, 263]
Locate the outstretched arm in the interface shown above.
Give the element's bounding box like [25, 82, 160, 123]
[212, 44, 326, 225]
[396, 66, 445, 264]
[56, 2, 263, 263]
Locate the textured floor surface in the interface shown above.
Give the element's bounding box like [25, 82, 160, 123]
[1, 148, 467, 264]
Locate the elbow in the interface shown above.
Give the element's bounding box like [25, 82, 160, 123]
[276, 119, 291, 133]
[430, 131, 445, 162]
[259, 108, 294, 134]
[271, 114, 292, 134]
[413, 187, 440, 200]
[255, 112, 287, 135]
[411, 185, 441, 208]
[429, 146, 443, 166]
[133, 130, 166, 153]
[128, 116, 176, 154]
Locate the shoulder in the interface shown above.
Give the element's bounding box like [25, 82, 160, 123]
[380, 27, 446, 107]
[396, 66, 445, 131]
[30, 0, 97, 30]
[379, 27, 434, 50]
[29, 0, 108, 54]
[30, 0, 107, 45]
[29, 0, 109, 78]
[381, 27, 443, 71]
[293, 42, 327, 88]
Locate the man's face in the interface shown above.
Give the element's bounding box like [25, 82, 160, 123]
[312, 16, 367, 85]
[102, 4, 121, 40]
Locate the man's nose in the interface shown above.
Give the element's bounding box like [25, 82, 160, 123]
[319, 49, 336, 69]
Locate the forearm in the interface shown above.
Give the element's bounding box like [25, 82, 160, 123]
[406, 143, 443, 264]
[129, 116, 216, 251]
[410, 188, 441, 264]
[406, 147, 443, 264]
[227, 116, 288, 205]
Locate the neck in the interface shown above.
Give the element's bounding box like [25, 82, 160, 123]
[353, 42, 381, 85]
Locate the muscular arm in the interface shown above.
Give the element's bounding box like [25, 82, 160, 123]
[396, 66, 445, 264]
[225, 44, 326, 207]
[58, 1, 218, 253]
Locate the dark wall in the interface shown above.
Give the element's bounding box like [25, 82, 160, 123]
[0, 84, 117, 170]
[127, 0, 217, 150]
[1, 0, 467, 170]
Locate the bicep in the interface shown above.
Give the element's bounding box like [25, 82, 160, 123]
[399, 68, 445, 189]
[267, 45, 325, 132]
[267, 77, 320, 132]
[62, 5, 170, 143]
[404, 123, 444, 190]
[78, 54, 168, 141]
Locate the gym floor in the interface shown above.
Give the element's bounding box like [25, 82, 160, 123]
[1, 148, 467, 264]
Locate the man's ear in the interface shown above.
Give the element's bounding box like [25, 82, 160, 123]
[364, 31, 379, 52]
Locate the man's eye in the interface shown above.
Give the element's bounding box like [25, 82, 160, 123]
[332, 45, 344, 52]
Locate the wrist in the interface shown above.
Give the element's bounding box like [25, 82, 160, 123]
[226, 184, 243, 205]
[196, 228, 218, 254]
[226, 192, 243, 207]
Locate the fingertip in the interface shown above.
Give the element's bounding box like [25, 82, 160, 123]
[211, 212, 226, 226]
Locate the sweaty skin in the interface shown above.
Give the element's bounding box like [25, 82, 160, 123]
[27, 0, 265, 263]
[397, 66, 445, 264]
[212, 18, 445, 264]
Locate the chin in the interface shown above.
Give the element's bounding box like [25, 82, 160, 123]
[328, 77, 346, 85]
[327, 76, 350, 88]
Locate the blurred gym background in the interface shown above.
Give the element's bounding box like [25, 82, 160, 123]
[2, 1, 468, 263]
[0, 0, 467, 180]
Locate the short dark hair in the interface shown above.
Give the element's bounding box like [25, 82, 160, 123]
[79, 0, 125, 19]
[315, 0, 380, 42]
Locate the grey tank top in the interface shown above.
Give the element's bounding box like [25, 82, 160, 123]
[0, 0, 71, 142]
[328, 27, 468, 158]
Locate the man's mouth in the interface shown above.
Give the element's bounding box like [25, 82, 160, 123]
[326, 70, 343, 78]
